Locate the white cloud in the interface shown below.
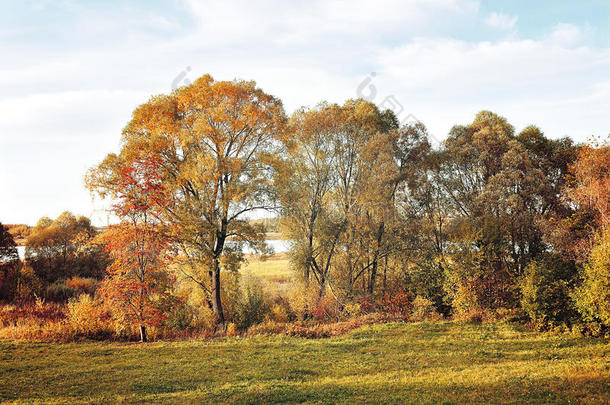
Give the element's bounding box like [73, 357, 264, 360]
[2, 0, 610, 225]
[372, 35, 610, 140]
[484, 12, 517, 30]
[183, 0, 479, 45]
[546, 23, 590, 46]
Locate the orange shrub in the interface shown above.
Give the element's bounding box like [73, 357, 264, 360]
[65, 277, 97, 295]
[0, 300, 72, 342]
[380, 290, 413, 318]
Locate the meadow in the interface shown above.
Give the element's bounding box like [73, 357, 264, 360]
[1, 321, 609, 404]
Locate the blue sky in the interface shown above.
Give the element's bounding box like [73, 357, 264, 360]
[1, 0, 609, 225]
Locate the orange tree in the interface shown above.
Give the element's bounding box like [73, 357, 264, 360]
[94, 156, 174, 342]
[88, 75, 286, 325]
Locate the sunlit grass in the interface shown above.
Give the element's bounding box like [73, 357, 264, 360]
[1, 321, 608, 404]
[241, 254, 292, 285]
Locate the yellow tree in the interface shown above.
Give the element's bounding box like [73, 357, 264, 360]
[275, 100, 404, 297]
[87, 75, 287, 325]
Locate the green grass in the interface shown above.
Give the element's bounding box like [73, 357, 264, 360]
[1, 321, 609, 404]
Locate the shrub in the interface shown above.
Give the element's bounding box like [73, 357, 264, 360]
[66, 294, 113, 339]
[225, 322, 238, 337]
[164, 302, 194, 331]
[65, 277, 97, 295]
[45, 281, 76, 302]
[269, 303, 289, 323]
[457, 308, 484, 324]
[410, 296, 442, 321]
[359, 295, 377, 314]
[246, 320, 288, 336]
[0, 301, 71, 341]
[235, 276, 269, 329]
[520, 257, 578, 327]
[312, 294, 342, 320]
[380, 290, 412, 318]
[246, 313, 387, 339]
[573, 229, 610, 331]
[14, 265, 41, 300]
[343, 302, 361, 317]
[285, 281, 319, 320]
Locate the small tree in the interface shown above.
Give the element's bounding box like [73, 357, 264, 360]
[573, 229, 610, 329]
[96, 156, 174, 342]
[0, 222, 20, 301]
[520, 255, 578, 327]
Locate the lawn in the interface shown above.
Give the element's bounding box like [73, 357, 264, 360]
[1, 321, 609, 404]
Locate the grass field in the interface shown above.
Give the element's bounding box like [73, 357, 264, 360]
[1, 321, 609, 404]
[241, 254, 293, 296]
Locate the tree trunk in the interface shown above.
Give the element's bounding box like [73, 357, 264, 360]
[139, 325, 147, 342]
[318, 272, 326, 298]
[211, 259, 225, 325]
[368, 259, 378, 294]
[368, 222, 384, 294]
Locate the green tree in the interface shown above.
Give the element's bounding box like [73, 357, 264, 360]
[573, 229, 610, 328]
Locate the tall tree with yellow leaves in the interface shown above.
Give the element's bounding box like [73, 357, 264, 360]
[88, 75, 286, 325]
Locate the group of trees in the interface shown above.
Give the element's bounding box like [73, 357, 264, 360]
[2, 74, 608, 340]
[0, 213, 109, 302]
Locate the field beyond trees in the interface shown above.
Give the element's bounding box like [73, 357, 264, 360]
[1, 322, 608, 404]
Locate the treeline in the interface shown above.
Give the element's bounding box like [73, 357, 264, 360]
[1, 74, 608, 341]
[0, 213, 108, 302]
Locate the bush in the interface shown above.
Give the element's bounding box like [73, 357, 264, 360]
[225, 322, 238, 337]
[164, 302, 194, 331]
[359, 295, 377, 314]
[410, 296, 442, 321]
[520, 257, 578, 327]
[65, 277, 97, 295]
[285, 281, 319, 320]
[66, 294, 113, 339]
[573, 230, 610, 331]
[14, 265, 41, 300]
[235, 276, 269, 329]
[343, 302, 361, 317]
[456, 308, 484, 324]
[312, 294, 342, 320]
[45, 282, 76, 302]
[269, 303, 289, 323]
[246, 313, 386, 339]
[380, 290, 412, 318]
[0, 300, 71, 341]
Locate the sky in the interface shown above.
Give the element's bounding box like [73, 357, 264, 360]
[1, 0, 609, 226]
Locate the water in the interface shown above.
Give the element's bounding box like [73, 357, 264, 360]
[15, 240, 290, 260]
[240, 239, 291, 254]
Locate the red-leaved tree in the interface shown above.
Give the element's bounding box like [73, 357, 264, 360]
[97, 156, 174, 342]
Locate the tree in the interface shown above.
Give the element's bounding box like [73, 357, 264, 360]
[96, 156, 174, 342]
[273, 103, 340, 296]
[568, 139, 610, 330]
[567, 142, 610, 231]
[274, 100, 403, 299]
[25, 212, 107, 285]
[88, 74, 287, 325]
[573, 229, 610, 329]
[438, 111, 555, 312]
[0, 222, 20, 301]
